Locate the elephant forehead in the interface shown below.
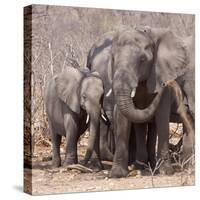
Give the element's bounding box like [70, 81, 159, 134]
[113, 45, 141, 67]
[117, 30, 153, 47]
[81, 77, 104, 94]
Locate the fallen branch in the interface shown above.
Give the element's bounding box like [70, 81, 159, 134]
[101, 161, 113, 166]
[66, 164, 93, 173]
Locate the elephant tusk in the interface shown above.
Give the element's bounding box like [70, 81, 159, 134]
[131, 88, 136, 98]
[106, 88, 112, 97]
[86, 114, 90, 124]
[101, 113, 107, 122]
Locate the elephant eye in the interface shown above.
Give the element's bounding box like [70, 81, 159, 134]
[144, 44, 151, 50]
[82, 93, 86, 99]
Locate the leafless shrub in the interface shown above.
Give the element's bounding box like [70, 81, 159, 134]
[148, 160, 164, 187]
[172, 152, 195, 185]
[142, 159, 164, 187]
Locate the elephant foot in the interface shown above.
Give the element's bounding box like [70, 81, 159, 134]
[159, 160, 175, 175]
[134, 160, 148, 170]
[63, 157, 77, 167]
[52, 158, 61, 168]
[80, 158, 103, 172]
[90, 158, 104, 172]
[100, 148, 114, 161]
[109, 165, 128, 178]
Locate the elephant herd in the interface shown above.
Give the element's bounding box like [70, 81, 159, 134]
[45, 26, 195, 178]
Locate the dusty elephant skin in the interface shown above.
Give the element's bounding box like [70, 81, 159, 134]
[45, 67, 106, 168]
[87, 27, 194, 178]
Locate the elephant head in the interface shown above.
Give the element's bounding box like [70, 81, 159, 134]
[135, 26, 189, 93]
[111, 28, 189, 123]
[54, 67, 105, 164]
[111, 29, 161, 123]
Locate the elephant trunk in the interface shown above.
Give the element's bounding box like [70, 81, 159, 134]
[114, 85, 165, 123]
[82, 111, 100, 165]
[116, 89, 163, 123]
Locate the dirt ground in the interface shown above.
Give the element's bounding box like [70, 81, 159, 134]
[25, 163, 194, 195]
[24, 126, 195, 195]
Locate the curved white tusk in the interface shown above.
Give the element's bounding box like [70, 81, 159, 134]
[86, 114, 90, 124]
[131, 89, 136, 98]
[101, 114, 107, 122]
[106, 88, 112, 97]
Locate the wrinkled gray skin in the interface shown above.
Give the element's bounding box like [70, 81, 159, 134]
[45, 67, 105, 168]
[87, 32, 116, 161]
[87, 27, 193, 178]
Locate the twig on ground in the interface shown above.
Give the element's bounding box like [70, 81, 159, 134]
[66, 164, 93, 173]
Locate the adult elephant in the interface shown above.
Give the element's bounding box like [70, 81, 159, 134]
[45, 67, 107, 168]
[87, 27, 192, 177]
[87, 30, 162, 161]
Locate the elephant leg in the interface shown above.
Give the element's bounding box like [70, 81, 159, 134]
[79, 118, 103, 170]
[99, 120, 113, 161]
[109, 107, 131, 178]
[147, 121, 157, 169]
[182, 119, 195, 161]
[63, 114, 78, 166]
[108, 128, 115, 154]
[155, 89, 174, 175]
[182, 131, 195, 160]
[89, 129, 104, 171]
[134, 123, 148, 169]
[107, 109, 115, 154]
[49, 121, 62, 167]
[128, 124, 136, 165]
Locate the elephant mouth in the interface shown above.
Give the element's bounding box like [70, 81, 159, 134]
[80, 103, 86, 110]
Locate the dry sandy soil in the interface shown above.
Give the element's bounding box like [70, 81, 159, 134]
[24, 128, 195, 195]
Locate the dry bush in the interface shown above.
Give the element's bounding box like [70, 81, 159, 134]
[24, 5, 194, 155]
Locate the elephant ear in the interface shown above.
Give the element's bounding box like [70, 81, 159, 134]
[54, 67, 82, 114]
[147, 30, 189, 93]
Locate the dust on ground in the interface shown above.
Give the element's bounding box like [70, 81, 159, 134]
[24, 124, 195, 195]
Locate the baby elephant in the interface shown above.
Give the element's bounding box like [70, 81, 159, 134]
[45, 67, 106, 168]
